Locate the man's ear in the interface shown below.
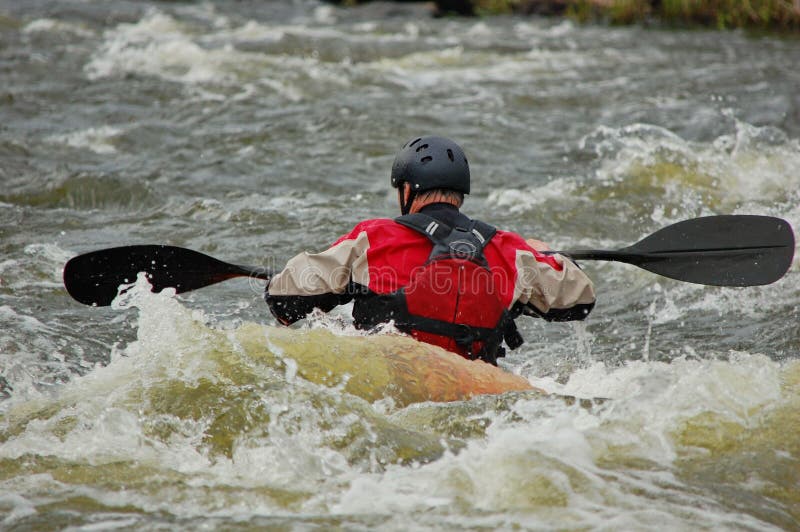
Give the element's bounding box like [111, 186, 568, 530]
[398, 183, 410, 205]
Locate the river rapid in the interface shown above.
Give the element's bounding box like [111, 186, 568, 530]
[1, 1, 799, 529]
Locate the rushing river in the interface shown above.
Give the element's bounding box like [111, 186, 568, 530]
[1, 1, 799, 529]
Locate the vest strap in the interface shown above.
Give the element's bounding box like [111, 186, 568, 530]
[395, 313, 507, 364]
[395, 213, 497, 265]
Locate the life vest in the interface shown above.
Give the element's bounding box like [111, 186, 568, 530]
[352, 213, 513, 363]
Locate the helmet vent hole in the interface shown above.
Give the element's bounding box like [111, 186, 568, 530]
[415, 143, 429, 152]
[421, 156, 433, 164]
[447, 149, 454, 161]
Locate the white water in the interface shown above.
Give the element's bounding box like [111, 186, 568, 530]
[1, 278, 798, 529]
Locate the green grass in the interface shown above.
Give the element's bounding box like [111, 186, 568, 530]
[657, 0, 800, 30]
[436, 0, 800, 31]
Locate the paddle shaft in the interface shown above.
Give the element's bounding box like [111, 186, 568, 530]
[563, 245, 789, 262]
[63, 215, 795, 306]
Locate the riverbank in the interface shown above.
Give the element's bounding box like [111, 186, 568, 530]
[328, 0, 800, 31]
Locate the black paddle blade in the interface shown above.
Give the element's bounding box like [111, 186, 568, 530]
[64, 245, 271, 306]
[623, 215, 795, 286]
[567, 215, 795, 287]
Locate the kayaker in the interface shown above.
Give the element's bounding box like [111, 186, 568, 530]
[266, 136, 596, 364]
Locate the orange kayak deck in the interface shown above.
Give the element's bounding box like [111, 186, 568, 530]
[232, 324, 540, 407]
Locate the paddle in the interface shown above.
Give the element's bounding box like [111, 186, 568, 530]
[63, 245, 273, 306]
[556, 215, 794, 287]
[63, 215, 794, 307]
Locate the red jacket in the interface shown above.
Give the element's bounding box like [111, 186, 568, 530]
[267, 204, 595, 362]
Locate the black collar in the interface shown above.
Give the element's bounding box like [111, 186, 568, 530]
[418, 203, 471, 229]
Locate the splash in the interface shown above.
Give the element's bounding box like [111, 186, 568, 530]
[335, 354, 800, 529]
[85, 10, 267, 84]
[581, 118, 800, 219]
[0, 280, 535, 525]
[2, 277, 799, 528]
[488, 118, 800, 229]
[83, 8, 354, 101]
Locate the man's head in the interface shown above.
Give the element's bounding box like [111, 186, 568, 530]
[390, 136, 470, 215]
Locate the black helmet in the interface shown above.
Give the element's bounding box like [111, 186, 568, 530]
[390, 136, 470, 195]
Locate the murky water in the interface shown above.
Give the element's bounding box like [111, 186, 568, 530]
[1, 1, 799, 529]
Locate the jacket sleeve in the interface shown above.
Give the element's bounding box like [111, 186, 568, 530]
[265, 226, 371, 325]
[513, 246, 596, 322]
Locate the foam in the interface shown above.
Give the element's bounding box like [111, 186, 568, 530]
[47, 126, 122, 155]
[334, 352, 792, 528]
[370, 46, 591, 90]
[22, 18, 94, 38]
[85, 10, 254, 84]
[487, 177, 578, 214]
[84, 8, 420, 92]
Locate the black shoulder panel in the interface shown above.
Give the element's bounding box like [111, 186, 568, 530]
[395, 213, 496, 267]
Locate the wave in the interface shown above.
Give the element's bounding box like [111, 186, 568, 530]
[0, 173, 155, 210]
[1, 280, 798, 528]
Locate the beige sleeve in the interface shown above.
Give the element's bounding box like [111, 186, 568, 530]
[513, 250, 596, 314]
[268, 230, 371, 296]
